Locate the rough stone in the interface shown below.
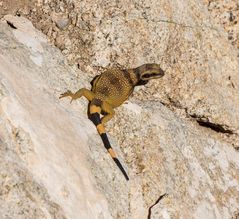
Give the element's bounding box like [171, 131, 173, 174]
[203, 0, 239, 53]
[51, 12, 70, 30]
[0, 2, 239, 218]
[8, 0, 238, 144]
[0, 15, 113, 219]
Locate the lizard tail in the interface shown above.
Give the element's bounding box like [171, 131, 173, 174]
[89, 107, 129, 181]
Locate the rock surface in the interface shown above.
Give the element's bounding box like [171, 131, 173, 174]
[0, 15, 112, 219]
[0, 1, 239, 219]
[204, 0, 239, 53]
[5, 0, 238, 146]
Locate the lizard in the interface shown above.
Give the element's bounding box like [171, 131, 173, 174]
[59, 63, 164, 180]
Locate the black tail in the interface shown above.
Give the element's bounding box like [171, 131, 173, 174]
[89, 112, 129, 181]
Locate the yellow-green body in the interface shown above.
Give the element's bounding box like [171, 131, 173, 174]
[60, 63, 164, 180]
[92, 69, 134, 108]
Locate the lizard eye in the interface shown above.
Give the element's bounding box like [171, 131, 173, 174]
[141, 70, 164, 80]
[142, 73, 159, 78]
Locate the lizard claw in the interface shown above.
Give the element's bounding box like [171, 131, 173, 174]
[59, 90, 77, 103]
[59, 90, 73, 99]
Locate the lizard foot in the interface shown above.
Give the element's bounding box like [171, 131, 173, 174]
[59, 90, 75, 103]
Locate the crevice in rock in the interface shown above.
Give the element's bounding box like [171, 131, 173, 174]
[188, 113, 235, 134]
[196, 120, 234, 134]
[163, 98, 235, 135]
[147, 193, 167, 219]
[6, 20, 17, 29]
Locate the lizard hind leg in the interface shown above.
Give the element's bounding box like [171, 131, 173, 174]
[89, 104, 129, 180]
[101, 101, 115, 125]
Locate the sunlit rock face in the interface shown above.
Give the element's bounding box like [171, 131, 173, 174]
[0, 7, 238, 219]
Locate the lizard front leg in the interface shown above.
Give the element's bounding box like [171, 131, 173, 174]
[59, 88, 94, 102]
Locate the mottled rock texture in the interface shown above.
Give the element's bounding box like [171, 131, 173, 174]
[0, 15, 112, 219]
[0, 0, 239, 218]
[3, 0, 237, 145]
[204, 0, 239, 53]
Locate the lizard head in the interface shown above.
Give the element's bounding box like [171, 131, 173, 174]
[135, 63, 164, 86]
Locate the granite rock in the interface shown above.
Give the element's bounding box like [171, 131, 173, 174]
[1, 7, 239, 219]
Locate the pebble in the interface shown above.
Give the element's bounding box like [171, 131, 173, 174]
[55, 17, 70, 30]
